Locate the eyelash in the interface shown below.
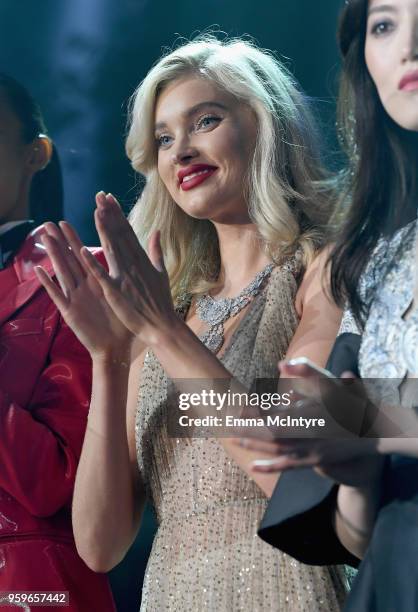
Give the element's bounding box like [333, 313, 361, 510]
[156, 134, 173, 148]
[370, 19, 395, 37]
[156, 114, 222, 149]
[195, 114, 221, 130]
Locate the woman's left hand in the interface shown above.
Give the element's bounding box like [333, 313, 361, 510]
[83, 192, 179, 347]
[245, 437, 381, 487]
[239, 360, 382, 486]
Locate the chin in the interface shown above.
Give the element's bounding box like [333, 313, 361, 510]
[387, 99, 418, 132]
[396, 117, 418, 132]
[405, 120, 418, 132]
[178, 197, 217, 220]
[183, 208, 214, 221]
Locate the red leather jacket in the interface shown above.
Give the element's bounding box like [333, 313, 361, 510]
[0, 226, 115, 611]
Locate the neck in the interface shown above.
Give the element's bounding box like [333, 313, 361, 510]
[212, 221, 272, 297]
[1, 184, 31, 225]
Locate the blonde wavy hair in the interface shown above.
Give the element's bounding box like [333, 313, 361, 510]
[126, 36, 334, 302]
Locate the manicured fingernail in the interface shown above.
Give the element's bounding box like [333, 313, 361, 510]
[96, 191, 106, 205]
[252, 459, 278, 467]
[106, 193, 120, 209]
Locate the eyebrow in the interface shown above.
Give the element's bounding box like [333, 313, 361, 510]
[368, 4, 397, 16]
[154, 101, 228, 132]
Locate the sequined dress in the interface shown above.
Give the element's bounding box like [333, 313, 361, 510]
[135, 259, 348, 611]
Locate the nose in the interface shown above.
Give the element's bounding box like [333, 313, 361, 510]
[170, 133, 199, 165]
[401, 15, 418, 63]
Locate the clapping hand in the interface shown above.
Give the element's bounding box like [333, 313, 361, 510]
[79, 192, 178, 347]
[35, 216, 134, 361]
[36, 191, 179, 357]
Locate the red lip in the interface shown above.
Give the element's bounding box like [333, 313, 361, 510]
[399, 70, 418, 91]
[177, 164, 218, 191]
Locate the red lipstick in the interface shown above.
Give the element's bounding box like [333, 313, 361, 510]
[399, 70, 418, 91]
[177, 164, 217, 191]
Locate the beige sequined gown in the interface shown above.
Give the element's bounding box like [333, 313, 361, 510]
[135, 260, 348, 611]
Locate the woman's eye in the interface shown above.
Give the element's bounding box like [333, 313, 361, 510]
[156, 134, 173, 148]
[195, 115, 221, 131]
[370, 20, 395, 36]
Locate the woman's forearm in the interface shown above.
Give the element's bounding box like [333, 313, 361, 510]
[334, 464, 384, 559]
[153, 316, 231, 379]
[152, 318, 281, 496]
[72, 358, 143, 572]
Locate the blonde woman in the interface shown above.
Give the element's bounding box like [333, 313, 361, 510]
[37, 38, 347, 610]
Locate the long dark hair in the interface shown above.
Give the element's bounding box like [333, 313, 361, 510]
[0, 74, 63, 225]
[330, 0, 418, 325]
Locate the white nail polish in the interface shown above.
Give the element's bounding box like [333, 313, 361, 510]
[252, 459, 279, 467]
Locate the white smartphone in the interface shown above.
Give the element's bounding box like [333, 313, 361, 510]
[284, 356, 336, 378]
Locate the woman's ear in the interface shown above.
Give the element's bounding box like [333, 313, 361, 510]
[29, 134, 53, 173]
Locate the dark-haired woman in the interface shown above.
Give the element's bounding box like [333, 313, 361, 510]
[0, 74, 116, 611]
[242, 0, 418, 609]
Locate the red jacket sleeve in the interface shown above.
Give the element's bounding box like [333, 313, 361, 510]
[0, 313, 92, 518]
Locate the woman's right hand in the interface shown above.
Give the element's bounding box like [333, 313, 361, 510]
[35, 220, 134, 361]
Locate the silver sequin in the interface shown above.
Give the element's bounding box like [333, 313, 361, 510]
[359, 222, 418, 381]
[135, 256, 348, 611]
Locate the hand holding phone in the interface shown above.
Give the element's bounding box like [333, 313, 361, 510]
[279, 356, 336, 378]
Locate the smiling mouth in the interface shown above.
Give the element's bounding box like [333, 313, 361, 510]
[180, 167, 217, 191]
[182, 169, 211, 183]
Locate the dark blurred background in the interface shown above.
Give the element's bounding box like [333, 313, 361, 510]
[0, 1, 343, 609]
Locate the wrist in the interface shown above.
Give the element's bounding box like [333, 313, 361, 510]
[146, 313, 186, 352]
[335, 476, 383, 556]
[91, 347, 132, 369]
[335, 497, 370, 539]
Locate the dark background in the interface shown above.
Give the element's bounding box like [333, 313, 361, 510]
[0, 0, 343, 243]
[0, 1, 343, 609]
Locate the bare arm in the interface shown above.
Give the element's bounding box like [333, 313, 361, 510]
[72, 345, 146, 572]
[288, 247, 342, 364]
[35, 216, 147, 572]
[334, 473, 384, 559]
